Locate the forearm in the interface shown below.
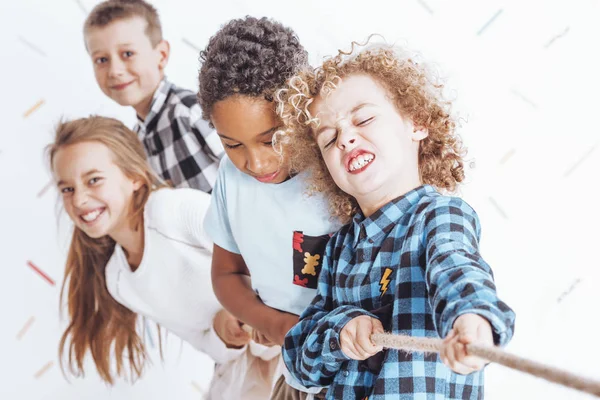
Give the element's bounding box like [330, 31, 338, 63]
[212, 272, 285, 332]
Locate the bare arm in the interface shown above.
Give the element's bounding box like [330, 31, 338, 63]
[211, 244, 298, 345]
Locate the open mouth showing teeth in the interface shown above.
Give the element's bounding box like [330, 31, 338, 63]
[81, 208, 104, 223]
[348, 154, 374, 172]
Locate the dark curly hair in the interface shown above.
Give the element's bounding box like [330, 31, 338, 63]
[197, 16, 308, 122]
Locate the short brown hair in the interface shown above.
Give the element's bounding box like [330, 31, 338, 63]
[84, 0, 163, 46]
[276, 43, 466, 223]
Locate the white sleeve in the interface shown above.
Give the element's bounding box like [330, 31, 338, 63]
[148, 188, 214, 251]
[203, 158, 241, 254]
[194, 322, 248, 365]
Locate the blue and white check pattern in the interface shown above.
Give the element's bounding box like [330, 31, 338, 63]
[283, 185, 516, 400]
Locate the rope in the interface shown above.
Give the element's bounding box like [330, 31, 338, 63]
[372, 333, 600, 397]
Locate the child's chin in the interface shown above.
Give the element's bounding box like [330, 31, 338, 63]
[78, 224, 108, 239]
[84, 230, 106, 239]
[111, 96, 136, 107]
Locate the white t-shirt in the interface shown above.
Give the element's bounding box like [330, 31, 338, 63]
[204, 156, 340, 394]
[105, 188, 243, 365]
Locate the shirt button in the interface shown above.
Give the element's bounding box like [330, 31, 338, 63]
[329, 339, 338, 351]
[343, 371, 349, 377]
[368, 238, 374, 244]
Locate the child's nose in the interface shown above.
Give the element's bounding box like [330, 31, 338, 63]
[72, 189, 89, 208]
[246, 149, 269, 175]
[337, 127, 358, 150]
[108, 59, 126, 77]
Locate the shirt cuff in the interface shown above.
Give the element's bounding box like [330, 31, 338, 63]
[323, 307, 373, 363]
[443, 301, 514, 347]
[205, 324, 247, 365]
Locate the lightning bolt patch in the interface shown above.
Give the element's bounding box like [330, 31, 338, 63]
[379, 267, 393, 297]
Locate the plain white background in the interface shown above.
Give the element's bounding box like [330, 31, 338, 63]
[1, 0, 599, 399]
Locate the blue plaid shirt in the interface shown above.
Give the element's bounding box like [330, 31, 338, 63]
[283, 185, 516, 399]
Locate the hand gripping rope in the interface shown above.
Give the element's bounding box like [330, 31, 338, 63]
[372, 333, 600, 397]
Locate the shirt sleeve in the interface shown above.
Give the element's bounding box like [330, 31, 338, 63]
[423, 197, 516, 346]
[203, 158, 240, 254]
[149, 188, 213, 251]
[195, 322, 248, 365]
[282, 237, 372, 388]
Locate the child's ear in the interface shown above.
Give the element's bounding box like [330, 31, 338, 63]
[412, 127, 428, 141]
[132, 179, 144, 191]
[157, 40, 170, 71]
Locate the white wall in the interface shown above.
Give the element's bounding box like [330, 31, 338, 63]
[1, 0, 599, 399]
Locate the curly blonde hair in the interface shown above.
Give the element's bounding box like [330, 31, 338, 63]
[276, 42, 466, 223]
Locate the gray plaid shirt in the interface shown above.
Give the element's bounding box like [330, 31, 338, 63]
[135, 78, 224, 192]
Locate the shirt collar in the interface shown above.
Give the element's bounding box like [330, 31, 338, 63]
[351, 184, 437, 246]
[136, 77, 173, 129]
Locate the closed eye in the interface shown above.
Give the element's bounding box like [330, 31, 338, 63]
[357, 117, 374, 126]
[323, 133, 337, 149]
[223, 143, 241, 149]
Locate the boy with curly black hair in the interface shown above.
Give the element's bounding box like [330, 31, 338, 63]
[199, 16, 340, 399]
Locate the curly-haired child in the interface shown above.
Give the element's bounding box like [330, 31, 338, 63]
[276, 42, 516, 399]
[199, 16, 342, 399]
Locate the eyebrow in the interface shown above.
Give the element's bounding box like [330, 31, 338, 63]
[90, 44, 134, 56]
[314, 103, 375, 137]
[218, 126, 280, 142]
[56, 169, 102, 187]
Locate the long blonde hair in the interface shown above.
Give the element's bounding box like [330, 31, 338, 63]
[48, 116, 166, 384]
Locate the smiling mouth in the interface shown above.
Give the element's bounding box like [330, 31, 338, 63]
[80, 208, 105, 223]
[112, 81, 134, 90]
[348, 153, 375, 173]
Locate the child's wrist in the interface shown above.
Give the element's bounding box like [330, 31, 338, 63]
[250, 304, 283, 333]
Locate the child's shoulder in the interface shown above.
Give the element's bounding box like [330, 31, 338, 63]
[146, 187, 210, 221]
[168, 83, 199, 109]
[417, 189, 480, 230]
[418, 188, 469, 207]
[158, 79, 200, 116]
[422, 191, 476, 215]
[149, 186, 209, 201]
